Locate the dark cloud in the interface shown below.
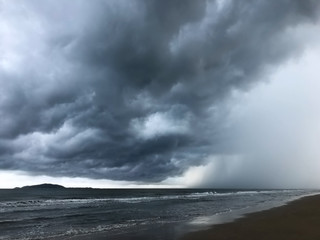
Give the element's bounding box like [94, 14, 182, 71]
[0, 0, 319, 182]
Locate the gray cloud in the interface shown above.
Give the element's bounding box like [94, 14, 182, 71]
[0, 0, 319, 182]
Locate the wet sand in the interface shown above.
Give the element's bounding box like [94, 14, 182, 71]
[181, 194, 320, 240]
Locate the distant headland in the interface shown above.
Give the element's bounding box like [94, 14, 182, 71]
[16, 183, 66, 190]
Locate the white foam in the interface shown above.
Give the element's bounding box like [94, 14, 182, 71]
[0, 190, 301, 213]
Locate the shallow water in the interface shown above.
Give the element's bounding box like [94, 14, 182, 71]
[0, 188, 316, 239]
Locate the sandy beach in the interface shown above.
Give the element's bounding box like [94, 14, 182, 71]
[181, 194, 320, 240]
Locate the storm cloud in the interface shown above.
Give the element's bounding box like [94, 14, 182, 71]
[0, 0, 320, 183]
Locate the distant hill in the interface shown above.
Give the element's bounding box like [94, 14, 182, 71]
[18, 183, 66, 190]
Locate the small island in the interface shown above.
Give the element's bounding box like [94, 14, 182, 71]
[17, 183, 66, 190]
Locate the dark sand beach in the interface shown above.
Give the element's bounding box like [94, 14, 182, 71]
[181, 194, 320, 240]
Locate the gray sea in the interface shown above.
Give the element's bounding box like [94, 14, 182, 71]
[0, 188, 317, 240]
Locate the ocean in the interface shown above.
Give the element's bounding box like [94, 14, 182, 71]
[0, 188, 317, 240]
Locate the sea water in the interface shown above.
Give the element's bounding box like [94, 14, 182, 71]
[0, 188, 317, 239]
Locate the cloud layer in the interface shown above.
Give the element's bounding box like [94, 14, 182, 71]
[0, 0, 319, 183]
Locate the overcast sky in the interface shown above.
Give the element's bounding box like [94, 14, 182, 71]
[1, 0, 320, 188]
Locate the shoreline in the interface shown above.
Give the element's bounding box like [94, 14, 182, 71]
[184, 191, 319, 232]
[54, 191, 319, 240]
[181, 193, 320, 240]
